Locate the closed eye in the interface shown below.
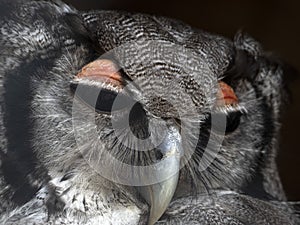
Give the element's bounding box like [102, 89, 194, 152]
[209, 81, 246, 134]
[70, 58, 133, 113]
[70, 80, 133, 113]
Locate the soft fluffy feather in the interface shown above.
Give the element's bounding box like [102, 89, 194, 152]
[0, 0, 298, 224]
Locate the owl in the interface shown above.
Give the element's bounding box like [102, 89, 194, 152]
[0, 0, 299, 224]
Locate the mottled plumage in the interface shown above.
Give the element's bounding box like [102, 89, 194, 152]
[0, 0, 298, 224]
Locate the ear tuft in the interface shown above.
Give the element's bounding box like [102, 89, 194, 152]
[234, 31, 262, 59]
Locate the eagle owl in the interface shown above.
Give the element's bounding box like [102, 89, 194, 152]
[0, 0, 299, 224]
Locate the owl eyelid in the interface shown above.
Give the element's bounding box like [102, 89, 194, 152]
[75, 58, 124, 90]
[70, 59, 137, 113]
[214, 81, 248, 115]
[216, 81, 239, 106]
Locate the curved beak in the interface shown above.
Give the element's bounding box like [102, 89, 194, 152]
[137, 126, 183, 225]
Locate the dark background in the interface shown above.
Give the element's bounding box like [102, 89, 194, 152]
[64, 0, 300, 200]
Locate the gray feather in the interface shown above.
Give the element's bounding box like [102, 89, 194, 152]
[0, 0, 298, 224]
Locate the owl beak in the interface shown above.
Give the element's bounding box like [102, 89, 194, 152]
[137, 126, 183, 225]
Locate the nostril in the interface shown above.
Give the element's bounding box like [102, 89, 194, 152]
[174, 118, 181, 131]
[154, 150, 164, 160]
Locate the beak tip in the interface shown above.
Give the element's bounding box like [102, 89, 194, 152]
[139, 172, 179, 225]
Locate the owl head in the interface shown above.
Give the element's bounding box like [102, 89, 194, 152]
[0, 1, 295, 224]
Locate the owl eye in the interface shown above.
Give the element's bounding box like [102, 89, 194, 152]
[224, 111, 242, 133]
[206, 110, 242, 135]
[70, 81, 132, 113]
[209, 81, 243, 134]
[70, 59, 132, 113]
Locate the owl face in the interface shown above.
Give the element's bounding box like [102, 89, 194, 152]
[0, 1, 289, 224]
[28, 10, 283, 224]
